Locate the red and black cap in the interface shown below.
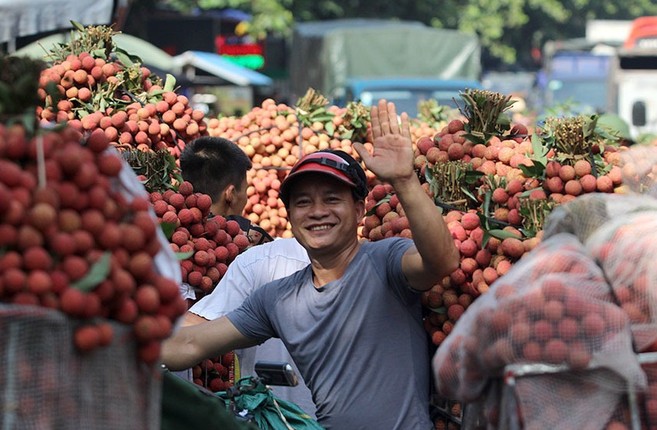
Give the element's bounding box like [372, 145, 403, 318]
[279, 149, 368, 207]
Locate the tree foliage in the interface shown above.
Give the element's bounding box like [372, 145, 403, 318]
[134, 0, 657, 68]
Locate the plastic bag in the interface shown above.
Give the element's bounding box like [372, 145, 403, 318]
[161, 371, 255, 430]
[216, 377, 324, 430]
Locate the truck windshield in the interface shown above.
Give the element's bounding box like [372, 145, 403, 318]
[360, 89, 462, 116]
[547, 79, 608, 113]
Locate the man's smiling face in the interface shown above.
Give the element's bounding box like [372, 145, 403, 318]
[287, 173, 364, 256]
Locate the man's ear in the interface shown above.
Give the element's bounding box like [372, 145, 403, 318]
[223, 184, 236, 205]
[356, 200, 366, 221]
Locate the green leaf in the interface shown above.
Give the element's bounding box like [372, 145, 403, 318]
[176, 250, 194, 260]
[488, 229, 521, 240]
[583, 114, 598, 139]
[518, 161, 545, 178]
[463, 132, 486, 145]
[531, 133, 548, 163]
[463, 170, 484, 185]
[365, 195, 392, 216]
[429, 306, 447, 314]
[21, 112, 36, 136]
[424, 165, 435, 184]
[482, 230, 491, 249]
[340, 129, 354, 140]
[461, 188, 479, 204]
[482, 190, 492, 222]
[309, 114, 334, 122]
[324, 122, 335, 136]
[71, 20, 85, 31]
[164, 74, 177, 92]
[160, 222, 177, 239]
[71, 252, 111, 292]
[115, 51, 134, 67]
[518, 187, 539, 198]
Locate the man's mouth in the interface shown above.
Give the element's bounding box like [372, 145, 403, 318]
[308, 224, 332, 232]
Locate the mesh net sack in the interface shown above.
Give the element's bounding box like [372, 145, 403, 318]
[584, 210, 657, 352]
[432, 233, 645, 428]
[501, 367, 634, 430]
[638, 360, 657, 429]
[0, 304, 161, 430]
[618, 145, 657, 197]
[543, 192, 657, 244]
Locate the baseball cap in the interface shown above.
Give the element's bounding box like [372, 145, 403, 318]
[279, 149, 368, 207]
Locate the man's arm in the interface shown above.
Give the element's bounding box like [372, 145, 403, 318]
[354, 99, 459, 291]
[181, 311, 208, 327]
[161, 316, 259, 371]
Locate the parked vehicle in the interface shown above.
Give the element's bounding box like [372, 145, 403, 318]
[536, 39, 617, 115]
[605, 17, 657, 140]
[287, 19, 482, 116]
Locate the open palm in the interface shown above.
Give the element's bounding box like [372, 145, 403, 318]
[353, 99, 415, 183]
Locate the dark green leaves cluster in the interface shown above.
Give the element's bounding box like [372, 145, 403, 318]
[0, 55, 50, 129]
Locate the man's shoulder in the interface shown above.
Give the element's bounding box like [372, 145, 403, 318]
[237, 238, 308, 264]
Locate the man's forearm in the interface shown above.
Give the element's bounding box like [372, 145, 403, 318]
[182, 311, 210, 327]
[162, 316, 256, 371]
[393, 176, 459, 278]
[161, 325, 207, 371]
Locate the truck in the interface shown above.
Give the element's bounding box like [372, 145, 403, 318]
[535, 20, 632, 116]
[287, 19, 482, 116]
[535, 39, 618, 115]
[609, 16, 657, 139]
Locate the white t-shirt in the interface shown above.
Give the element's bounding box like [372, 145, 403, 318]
[189, 238, 316, 417]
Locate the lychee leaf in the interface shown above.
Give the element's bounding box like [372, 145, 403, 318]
[462, 132, 486, 145]
[160, 222, 177, 240]
[518, 187, 540, 198]
[482, 190, 492, 225]
[518, 161, 545, 179]
[325, 122, 335, 136]
[364, 195, 391, 216]
[428, 306, 446, 314]
[461, 188, 478, 205]
[482, 230, 491, 249]
[164, 74, 177, 92]
[339, 129, 354, 140]
[71, 20, 85, 31]
[71, 252, 111, 292]
[176, 250, 194, 260]
[463, 170, 484, 185]
[487, 229, 521, 240]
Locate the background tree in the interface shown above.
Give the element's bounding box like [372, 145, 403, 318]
[125, 0, 657, 70]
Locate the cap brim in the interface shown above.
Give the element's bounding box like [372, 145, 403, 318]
[280, 164, 357, 204]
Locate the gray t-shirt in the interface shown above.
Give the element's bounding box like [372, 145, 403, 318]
[227, 238, 433, 430]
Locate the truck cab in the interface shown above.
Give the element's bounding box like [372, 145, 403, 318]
[536, 42, 615, 115]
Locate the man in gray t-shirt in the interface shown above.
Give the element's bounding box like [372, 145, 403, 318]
[162, 99, 460, 429]
[228, 238, 430, 428]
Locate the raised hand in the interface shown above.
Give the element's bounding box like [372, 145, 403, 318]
[354, 99, 415, 185]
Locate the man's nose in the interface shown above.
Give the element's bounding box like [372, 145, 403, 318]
[307, 201, 330, 216]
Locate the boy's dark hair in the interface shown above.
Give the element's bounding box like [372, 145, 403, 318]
[179, 137, 252, 200]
